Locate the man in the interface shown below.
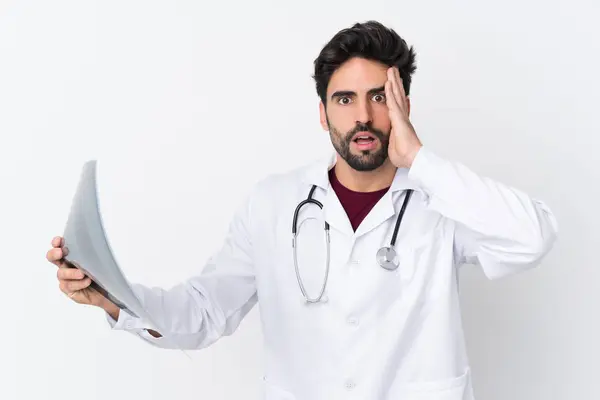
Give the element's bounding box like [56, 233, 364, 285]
[46, 20, 558, 399]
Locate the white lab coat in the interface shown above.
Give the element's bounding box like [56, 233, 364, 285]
[107, 146, 558, 400]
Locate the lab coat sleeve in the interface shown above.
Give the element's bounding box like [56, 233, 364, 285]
[407, 146, 558, 279]
[104, 185, 259, 349]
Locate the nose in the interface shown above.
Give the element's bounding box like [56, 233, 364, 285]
[355, 99, 373, 125]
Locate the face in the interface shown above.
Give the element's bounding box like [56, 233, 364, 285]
[319, 57, 400, 172]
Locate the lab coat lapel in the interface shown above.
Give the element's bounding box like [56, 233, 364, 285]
[354, 167, 420, 238]
[301, 152, 354, 237]
[353, 190, 395, 238]
[322, 183, 354, 237]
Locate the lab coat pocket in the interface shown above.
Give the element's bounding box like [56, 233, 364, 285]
[260, 376, 296, 400]
[395, 231, 438, 283]
[386, 368, 471, 400]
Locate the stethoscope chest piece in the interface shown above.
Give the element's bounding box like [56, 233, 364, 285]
[376, 246, 399, 271]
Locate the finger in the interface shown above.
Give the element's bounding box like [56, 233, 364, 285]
[57, 267, 86, 281]
[397, 69, 411, 114]
[394, 67, 407, 99]
[389, 68, 406, 113]
[387, 69, 404, 112]
[60, 277, 92, 294]
[385, 80, 401, 114]
[46, 247, 63, 266]
[51, 236, 63, 248]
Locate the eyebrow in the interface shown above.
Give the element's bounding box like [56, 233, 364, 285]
[330, 85, 386, 101]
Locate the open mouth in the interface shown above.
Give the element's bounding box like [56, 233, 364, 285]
[354, 136, 375, 144]
[351, 132, 378, 151]
[352, 132, 377, 146]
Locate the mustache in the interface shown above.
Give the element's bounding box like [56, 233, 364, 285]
[346, 122, 387, 141]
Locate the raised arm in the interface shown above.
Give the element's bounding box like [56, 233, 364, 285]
[407, 146, 558, 279]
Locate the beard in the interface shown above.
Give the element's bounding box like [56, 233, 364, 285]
[328, 120, 390, 172]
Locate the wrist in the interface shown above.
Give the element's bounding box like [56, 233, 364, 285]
[394, 142, 422, 169]
[97, 297, 119, 314]
[405, 142, 423, 168]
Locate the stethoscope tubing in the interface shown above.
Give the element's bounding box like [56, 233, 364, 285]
[292, 184, 413, 303]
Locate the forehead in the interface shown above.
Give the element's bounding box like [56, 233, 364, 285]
[327, 57, 389, 95]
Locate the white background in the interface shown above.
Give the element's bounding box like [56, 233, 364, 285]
[0, 0, 597, 399]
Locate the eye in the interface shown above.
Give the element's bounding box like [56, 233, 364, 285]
[337, 96, 352, 105]
[372, 93, 386, 103]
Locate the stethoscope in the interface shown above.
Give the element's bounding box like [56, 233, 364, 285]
[292, 185, 414, 303]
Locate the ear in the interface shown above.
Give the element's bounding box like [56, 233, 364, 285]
[406, 96, 411, 117]
[319, 101, 329, 131]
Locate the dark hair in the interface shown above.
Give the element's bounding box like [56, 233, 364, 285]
[312, 20, 417, 106]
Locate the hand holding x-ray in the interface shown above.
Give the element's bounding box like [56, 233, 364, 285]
[48, 160, 168, 335]
[46, 236, 108, 308]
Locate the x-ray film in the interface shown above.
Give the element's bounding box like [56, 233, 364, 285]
[62, 161, 158, 330]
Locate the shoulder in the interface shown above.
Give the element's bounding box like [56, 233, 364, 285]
[236, 156, 329, 242]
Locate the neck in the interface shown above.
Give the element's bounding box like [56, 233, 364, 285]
[333, 157, 397, 192]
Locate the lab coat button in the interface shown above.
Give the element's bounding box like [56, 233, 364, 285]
[344, 379, 356, 390]
[347, 316, 359, 326]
